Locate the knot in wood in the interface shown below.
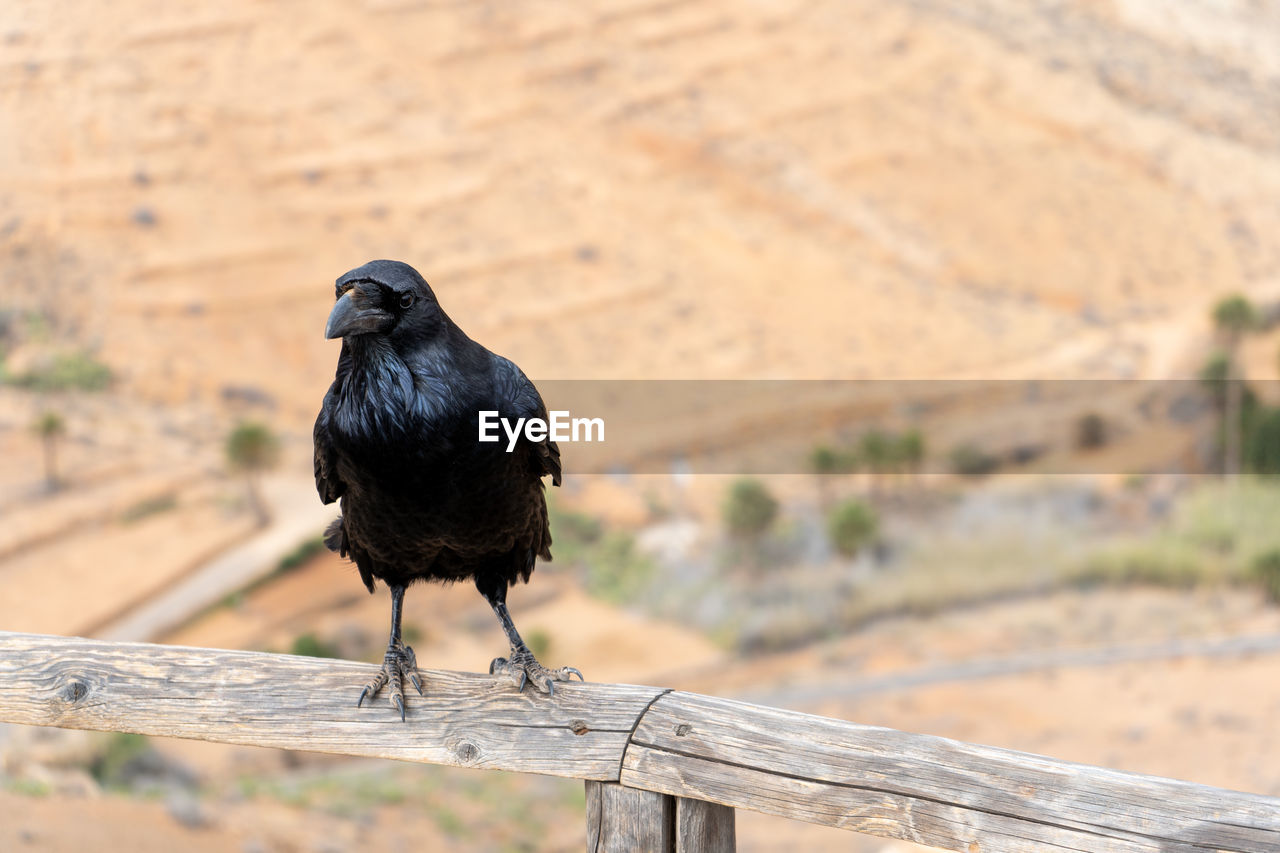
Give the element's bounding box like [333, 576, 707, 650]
[570, 719, 589, 736]
[59, 679, 89, 704]
[452, 740, 479, 764]
[674, 723, 692, 737]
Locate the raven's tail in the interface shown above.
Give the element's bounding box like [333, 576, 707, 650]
[323, 515, 348, 557]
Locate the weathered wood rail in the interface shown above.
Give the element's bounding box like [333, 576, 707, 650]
[2, 631, 1278, 852]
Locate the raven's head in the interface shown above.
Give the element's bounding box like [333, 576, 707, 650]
[325, 260, 445, 345]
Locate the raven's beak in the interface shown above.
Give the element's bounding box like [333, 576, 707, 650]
[325, 289, 390, 339]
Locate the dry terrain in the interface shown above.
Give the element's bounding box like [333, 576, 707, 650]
[3, 0, 1280, 850]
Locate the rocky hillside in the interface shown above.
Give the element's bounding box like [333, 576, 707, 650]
[2, 0, 1277, 426]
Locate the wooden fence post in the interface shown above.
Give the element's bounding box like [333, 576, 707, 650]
[585, 781, 735, 852]
[676, 796, 735, 852]
[586, 781, 673, 852]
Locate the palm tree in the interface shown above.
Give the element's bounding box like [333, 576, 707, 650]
[33, 410, 65, 491]
[1212, 295, 1257, 478]
[226, 421, 280, 527]
[807, 445, 839, 509]
[896, 429, 926, 485]
[859, 430, 893, 495]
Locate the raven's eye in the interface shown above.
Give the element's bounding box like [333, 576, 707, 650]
[399, 293, 415, 309]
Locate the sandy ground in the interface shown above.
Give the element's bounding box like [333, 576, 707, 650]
[4, 0, 1280, 410]
[167, 552, 727, 690]
[3, 0, 1280, 850]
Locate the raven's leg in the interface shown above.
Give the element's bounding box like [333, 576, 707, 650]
[357, 583, 423, 720]
[477, 576, 583, 696]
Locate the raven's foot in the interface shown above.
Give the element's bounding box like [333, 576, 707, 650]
[357, 641, 423, 721]
[489, 648, 583, 696]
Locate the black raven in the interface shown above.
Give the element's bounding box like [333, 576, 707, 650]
[314, 259, 581, 720]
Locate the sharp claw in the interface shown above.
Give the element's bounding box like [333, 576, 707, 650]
[357, 687, 369, 708]
[518, 672, 528, 693]
[394, 695, 405, 722]
[567, 668, 584, 682]
[411, 675, 423, 695]
[547, 680, 555, 697]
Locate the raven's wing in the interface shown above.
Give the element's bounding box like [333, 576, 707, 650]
[313, 393, 346, 504]
[314, 346, 351, 505]
[493, 356, 562, 486]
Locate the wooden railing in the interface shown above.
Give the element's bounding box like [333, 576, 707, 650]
[2, 632, 1278, 852]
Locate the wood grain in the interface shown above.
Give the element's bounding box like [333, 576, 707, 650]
[676, 796, 735, 852]
[586, 781, 675, 852]
[620, 691, 1280, 853]
[4, 632, 1278, 853]
[0, 632, 663, 780]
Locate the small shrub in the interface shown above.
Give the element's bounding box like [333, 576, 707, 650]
[1076, 413, 1107, 450]
[226, 421, 279, 473]
[277, 535, 325, 573]
[582, 532, 653, 604]
[5, 778, 52, 798]
[290, 632, 340, 659]
[33, 409, 66, 490]
[808, 445, 840, 475]
[1073, 548, 1202, 590]
[1212, 294, 1258, 339]
[550, 507, 602, 546]
[226, 421, 279, 526]
[858, 430, 894, 475]
[1243, 406, 1280, 476]
[9, 350, 112, 391]
[828, 500, 878, 558]
[89, 733, 150, 787]
[723, 478, 778, 540]
[950, 443, 1000, 478]
[526, 628, 552, 660]
[120, 493, 178, 524]
[1254, 550, 1280, 604]
[896, 429, 926, 473]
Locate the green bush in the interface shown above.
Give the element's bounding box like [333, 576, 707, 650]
[950, 443, 1000, 478]
[582, 532, 653, 604]
[290, 632, 340, 659]
[119, 493, 178, 524]
[1212, 294, 1258, 338]
[1243, 406, 1280, 476]
[1076, 413, 1107, 450]
[828, 500, 878, 558]
[808, 445, 840, 475]
[277, 535, 326, 573]
[526, 628, 552, 660]
[9, 350, 112, 391]
[226, 421, 279, 472]
[1073, 548, 1202, 590]
[896, 429, 926, 472]
[858, 430, 894, 473]
[1254, 550, 1280, 604]
[4, 778, 51, 797]
[550, 506, 602, 546]
[89, 733, 150, 788]
[722, 478, 778, 539]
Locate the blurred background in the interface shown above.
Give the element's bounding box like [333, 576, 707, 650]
[3, 0, 1280, 850]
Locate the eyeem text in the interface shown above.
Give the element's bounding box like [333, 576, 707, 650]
[478, 410, 605, 452]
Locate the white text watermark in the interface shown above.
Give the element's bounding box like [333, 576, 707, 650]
[478, 410, 605, 452]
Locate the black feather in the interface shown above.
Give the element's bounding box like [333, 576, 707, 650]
[313, 260, 560, 598]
